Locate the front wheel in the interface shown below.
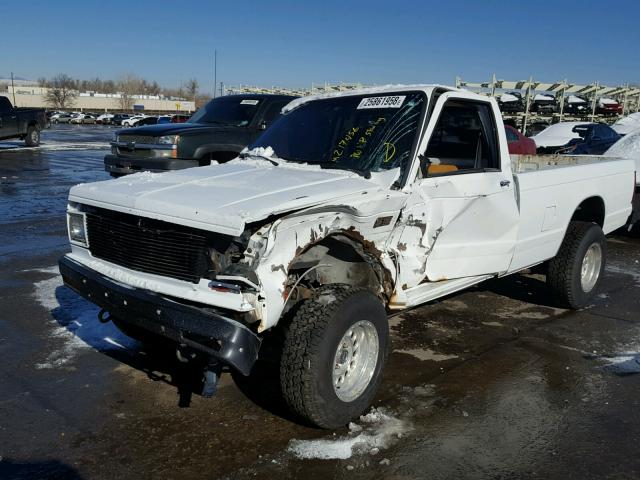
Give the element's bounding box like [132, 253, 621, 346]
[24, 126, 40, 146]
[280, 285, 389, 429]
[547, 221, 606, 309]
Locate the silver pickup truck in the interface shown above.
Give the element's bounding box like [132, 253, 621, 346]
[59, 85, 635, 428]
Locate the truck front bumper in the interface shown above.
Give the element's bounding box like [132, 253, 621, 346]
[58, 255, 261, 375]
[104, 154, 200, 176]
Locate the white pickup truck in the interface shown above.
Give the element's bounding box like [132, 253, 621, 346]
[59, 85, 635, 428]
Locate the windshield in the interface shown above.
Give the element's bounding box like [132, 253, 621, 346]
[189, 97, 261, 126]
[248, 91, 425, 173]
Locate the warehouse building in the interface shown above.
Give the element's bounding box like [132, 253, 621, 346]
[2, 85, 195, 113]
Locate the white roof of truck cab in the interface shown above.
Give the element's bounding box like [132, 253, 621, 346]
[282, 84, 460, 113]
[531, 121, 593, 148]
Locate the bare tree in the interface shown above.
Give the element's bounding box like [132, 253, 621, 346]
[185, 78, 199, 104]
[195, 93, 212, 109]
[44, 74, 78, 109]
[117, 74, 143, 111]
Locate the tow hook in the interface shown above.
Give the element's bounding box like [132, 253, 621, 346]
[202, 361, 222, 398]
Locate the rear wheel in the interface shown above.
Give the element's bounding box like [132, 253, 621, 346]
[24, 126, 40, 146]
[547, 221, 606, 309]
[280, 285, 389, 429]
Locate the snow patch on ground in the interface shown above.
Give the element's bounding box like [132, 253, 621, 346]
[33, 267, 137, 369]
[288, 408, 410, 460]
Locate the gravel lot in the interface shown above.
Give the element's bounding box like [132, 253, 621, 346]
[1, 125, 640, 480]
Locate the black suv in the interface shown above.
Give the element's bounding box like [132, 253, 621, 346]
[104, 94, 297, 176]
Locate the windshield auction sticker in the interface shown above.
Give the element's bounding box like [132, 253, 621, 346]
[357, 95, 406, 109]
[240, 99, 260, 105]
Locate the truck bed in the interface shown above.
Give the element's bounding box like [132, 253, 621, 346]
[508, 154, 635, 273]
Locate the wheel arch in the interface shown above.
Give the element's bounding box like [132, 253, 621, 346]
[570, 195, 605, 227]
[286, 232, 393, 303]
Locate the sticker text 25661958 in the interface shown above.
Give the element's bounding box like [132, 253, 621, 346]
[357, 95, 406, 109]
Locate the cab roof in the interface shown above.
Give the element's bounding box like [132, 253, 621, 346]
[282, 84, 463, 113]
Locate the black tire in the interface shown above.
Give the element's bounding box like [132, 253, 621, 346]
[547, 221, 606, 309]
[280, 285, 389, 429]
[25, 126, 40, 146]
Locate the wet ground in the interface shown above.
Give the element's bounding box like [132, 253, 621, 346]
[1, 125, 640, 479]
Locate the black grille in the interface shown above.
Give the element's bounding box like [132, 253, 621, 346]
[118, 134, 156, 144]
[86, 209, 209, 283]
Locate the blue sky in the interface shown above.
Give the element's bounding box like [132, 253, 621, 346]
[2, 0, 639, 93]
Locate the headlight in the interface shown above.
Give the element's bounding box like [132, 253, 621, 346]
[157, 135, 179, 145]
[68, 212, 88, 246]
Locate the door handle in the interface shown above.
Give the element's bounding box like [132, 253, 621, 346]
[500, 180, 511, 187]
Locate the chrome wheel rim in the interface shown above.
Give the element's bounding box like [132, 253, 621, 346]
[332, 320, 379, 402]
[581, 243, 602, 293]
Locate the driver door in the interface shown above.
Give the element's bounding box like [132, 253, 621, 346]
[394, 92, 520, 286]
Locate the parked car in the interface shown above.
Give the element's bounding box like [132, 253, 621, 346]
[70, 114, 96, 124]
[108, 114, 131, 126]
[157, 116, 172, 124]
[564, 95, 590, 115]
[558, 123, 620, 155]
[497, 91, 524, 113]
[134, 116, 159, 126]
[604, 129, 640, 224]
[0, 96, 48, 146]
[104, 94, 298, 176]
[171, 114, 190, 123]
[531, 93, 557, 114]
[505, 125, 536, 154]
[122, 115, 147, 127]
[596, 97, 623, 116]
[612, 112, 640, 135]
[96, 113, 114, 125]
[61, 84, 635, 428]
[532, 121, 592, 153]
[53, 113, 74, 124]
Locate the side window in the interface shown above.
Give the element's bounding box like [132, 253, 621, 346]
[423, 100, 500, 176]
[505, 127, 520, 143]
[261, 100, 290, 126]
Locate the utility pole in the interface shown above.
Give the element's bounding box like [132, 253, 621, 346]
[213, 49, 217, 98]
[10, 72, 16, 105]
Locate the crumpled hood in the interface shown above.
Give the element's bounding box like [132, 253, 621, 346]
[69, 161, 380, 236]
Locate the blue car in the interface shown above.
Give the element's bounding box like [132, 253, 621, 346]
[560, 123, 621, 155]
